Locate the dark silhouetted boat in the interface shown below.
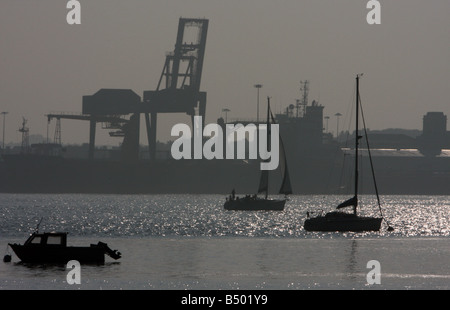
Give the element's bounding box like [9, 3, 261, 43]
[8, 231, 121, 264]
[304, 75, 391, 232]
[224, 98, 292, 211]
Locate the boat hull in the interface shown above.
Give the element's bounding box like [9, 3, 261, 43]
[9, 244, 106, 264]
[304, 213, 382, 232]
[224, 198, 286, 211]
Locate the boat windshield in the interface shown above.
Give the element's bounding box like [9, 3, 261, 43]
[25, 234, 42, 245]
[24, 233, 66, 246]
[47, 235, 63, 245]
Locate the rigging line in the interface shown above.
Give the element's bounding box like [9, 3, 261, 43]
[343, 85, 355, 147]
[359, 94, 380, 208]
[322, 133, 345, 195]
[358, 92, 394, 231]
[360, 152, 364, 195]
[336, 82, 357, 194]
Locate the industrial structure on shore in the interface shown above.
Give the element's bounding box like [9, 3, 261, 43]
[1, 18, 450, 195]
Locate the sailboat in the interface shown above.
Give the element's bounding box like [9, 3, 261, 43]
[224, 98, 292, 211]
[304, 74, 387, 232]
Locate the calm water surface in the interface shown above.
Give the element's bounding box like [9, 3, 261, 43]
[1, 194, 450, 289]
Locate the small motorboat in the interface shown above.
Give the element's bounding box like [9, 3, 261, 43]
[8, 231, 121, 264]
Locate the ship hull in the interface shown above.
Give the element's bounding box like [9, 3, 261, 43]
[3, 152, 450, 195]
[0, 155, 260, 194]
[8, 244, 106, 264]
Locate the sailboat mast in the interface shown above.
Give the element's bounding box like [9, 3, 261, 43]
[265, 98, 270, 200]
[256, 99, 270, 199]
[354, 75, 360, 215]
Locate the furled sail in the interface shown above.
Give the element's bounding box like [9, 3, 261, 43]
[269, 106, 292, 195]
[257, 99, 292, 197]
[257, 169, 269, 196]
[276, 124, 292, 195]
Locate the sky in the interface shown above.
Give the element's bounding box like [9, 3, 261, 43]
[0, 0, 449, 146]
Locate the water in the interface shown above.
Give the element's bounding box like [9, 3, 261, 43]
[1, 194, 450, 290]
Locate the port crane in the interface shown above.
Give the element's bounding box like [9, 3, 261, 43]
[47, 18, 209, 161]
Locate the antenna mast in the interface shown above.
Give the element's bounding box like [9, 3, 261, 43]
[299, 80, 309, 117]
[19, 118, 30, 154]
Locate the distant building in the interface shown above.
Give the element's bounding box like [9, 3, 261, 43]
[365, 133, 417, 149]
[275, 99, 324, 157]
[417, 112, 448, 156]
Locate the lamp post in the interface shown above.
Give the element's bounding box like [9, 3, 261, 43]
[222, 108, 230, 123]
[1, 111, 8, 150]
[254, 84, 263, 123]
[335, 112, 342, 140]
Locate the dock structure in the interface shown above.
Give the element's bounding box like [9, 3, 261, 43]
[48, 18, 209, 161]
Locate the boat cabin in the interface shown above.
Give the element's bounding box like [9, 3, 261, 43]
[24, 232, 68, 247]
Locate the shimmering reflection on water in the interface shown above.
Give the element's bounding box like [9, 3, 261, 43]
[2, 194, 450, 290]
[1, 194, 450, 238]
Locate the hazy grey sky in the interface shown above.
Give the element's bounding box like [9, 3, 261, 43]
[0, 0, 449, 145]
